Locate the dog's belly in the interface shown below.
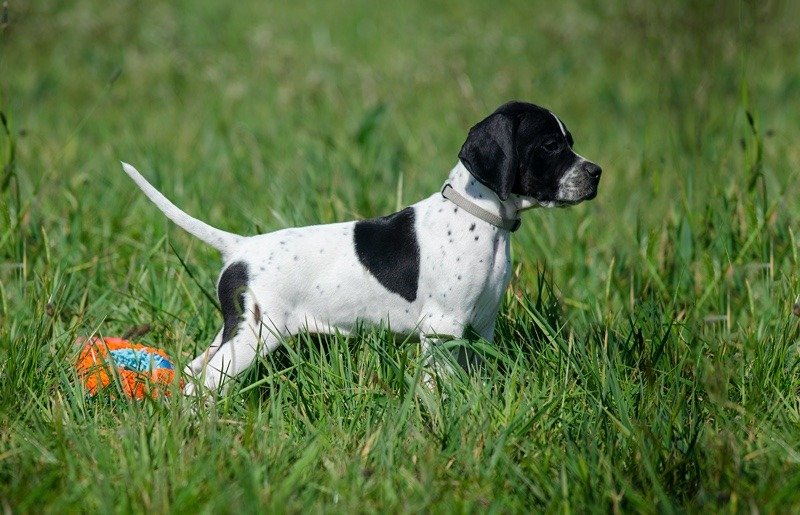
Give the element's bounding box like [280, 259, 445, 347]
[235, 223, 426, 334]
[292, 275, 426, 335]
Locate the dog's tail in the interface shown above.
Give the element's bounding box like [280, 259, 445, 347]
[120, 162, 241, 256]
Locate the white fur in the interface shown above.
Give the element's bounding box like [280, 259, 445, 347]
[121, 163, 242, 257]
[552, 111, 567, 138]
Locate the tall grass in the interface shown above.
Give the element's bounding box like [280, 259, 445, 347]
[1, 0, 799, 511]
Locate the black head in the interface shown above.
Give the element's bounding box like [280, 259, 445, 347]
[458, 101, 601, 206]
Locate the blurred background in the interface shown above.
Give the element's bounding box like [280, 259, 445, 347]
[3, 0, 799, 321]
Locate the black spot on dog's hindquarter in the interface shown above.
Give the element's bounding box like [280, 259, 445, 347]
[354, 207, 420, 302]
[218, 262, 249, 342]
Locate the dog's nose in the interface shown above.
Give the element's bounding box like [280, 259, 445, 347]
[582, 162, 602, 179]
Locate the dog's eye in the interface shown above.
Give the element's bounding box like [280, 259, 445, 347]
[542, 139, 561, 153]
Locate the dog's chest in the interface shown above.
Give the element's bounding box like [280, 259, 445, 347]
[416, 195, 511, 321]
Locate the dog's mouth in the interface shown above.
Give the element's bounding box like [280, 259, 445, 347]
[579, 187, 598, 202]
[553, 184, 599, 207]
[552, 165, 600, 207]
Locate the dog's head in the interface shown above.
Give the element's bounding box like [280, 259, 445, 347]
[458, 101, 601, 207]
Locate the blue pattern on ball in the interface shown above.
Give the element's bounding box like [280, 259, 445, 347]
[108, 348, 174, 372]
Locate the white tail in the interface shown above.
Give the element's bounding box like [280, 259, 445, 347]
[120, 162, 240, 256]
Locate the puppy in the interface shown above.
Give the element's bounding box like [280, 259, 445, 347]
[121, 101, 601, 395]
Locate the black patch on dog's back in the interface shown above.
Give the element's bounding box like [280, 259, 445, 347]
[218, 262, 249, 342]
[354, 207, 420, 302]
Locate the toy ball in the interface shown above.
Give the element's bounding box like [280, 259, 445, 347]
[75, 336, 181, 399]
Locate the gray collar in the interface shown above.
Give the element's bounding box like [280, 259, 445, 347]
[441, 184, 521, 232]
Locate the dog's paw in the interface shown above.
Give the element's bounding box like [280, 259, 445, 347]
[421, 370, 438, 391]
[181, 367, 218, 409]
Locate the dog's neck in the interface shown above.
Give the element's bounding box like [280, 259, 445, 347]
[444, 161, 539, 223]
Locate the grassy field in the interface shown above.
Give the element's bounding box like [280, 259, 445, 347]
[2, 0, 800, 511]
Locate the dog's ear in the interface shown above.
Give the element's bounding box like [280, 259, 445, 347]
[458, 112, 518, 200]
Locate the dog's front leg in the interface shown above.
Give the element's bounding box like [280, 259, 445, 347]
[419, 317, 467, 386]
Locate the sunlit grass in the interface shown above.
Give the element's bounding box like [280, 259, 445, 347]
[1, 0, 799, 511]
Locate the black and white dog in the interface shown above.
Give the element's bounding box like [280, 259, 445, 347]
[121, 101, 601, 394]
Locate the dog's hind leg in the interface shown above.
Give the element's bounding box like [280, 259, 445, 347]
[184, 260, 284, 395]
[182, 304, 284, 397]
[196, 319, 283, 393]
[185, 328, 224, 377]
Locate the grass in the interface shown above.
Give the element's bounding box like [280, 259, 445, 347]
[2, 0, 800, 511]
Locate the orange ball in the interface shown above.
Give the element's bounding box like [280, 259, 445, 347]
[75, 336, 182, 399]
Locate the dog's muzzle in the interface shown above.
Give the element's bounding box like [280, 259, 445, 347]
[556, 160, 602, 204]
